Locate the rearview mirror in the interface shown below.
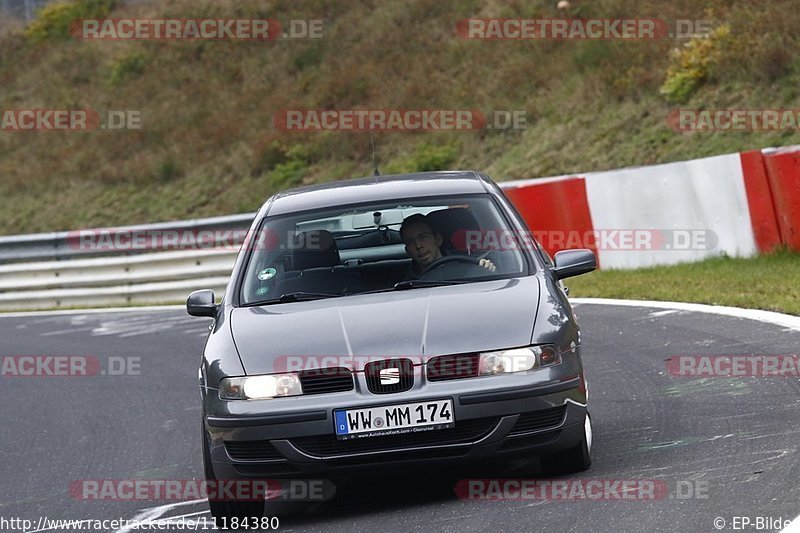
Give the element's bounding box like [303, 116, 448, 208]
[187, 289, 217, 317]
[553, 249, 597, 280]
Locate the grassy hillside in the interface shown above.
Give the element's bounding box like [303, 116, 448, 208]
[1, 0, 799, 234]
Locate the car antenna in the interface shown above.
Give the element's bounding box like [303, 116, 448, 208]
[370, 132, 380, 176]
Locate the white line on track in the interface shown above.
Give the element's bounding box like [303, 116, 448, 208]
[113, 499, 208, 533]
[570, 297, 800, 332]
[782, 514, 800, 533]
[647, 309, 680, 318]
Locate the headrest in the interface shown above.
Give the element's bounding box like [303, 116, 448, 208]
[290, 229, 340, 270]
[426, 208, 480, 252]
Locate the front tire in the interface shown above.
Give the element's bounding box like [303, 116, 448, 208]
[202, 422, 264, 529]
[207, 500, 265, 530]
[541, 412, 592, 475]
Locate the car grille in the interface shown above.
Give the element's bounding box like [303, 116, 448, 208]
[225, 440, 284, 461]
[427, 353, 480, 381]
[291, 417, 499, 457]
[364, 358, 414, 394]
[508, 405, 567, 436]
[235, 463, 300, 476]
[298, 367, 354, 395]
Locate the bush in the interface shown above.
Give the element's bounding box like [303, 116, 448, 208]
[262, 143, 311, 187]
[408, 142, 459, 171]
[268, 159, 307, 187]
[108, 51, 146, 86]
[251, 139, 288, 176]
[156, 157, 180, 182]
[292, 41, 325, 72]
[25, 0, 116, 43]
[659, 24, 730, 103]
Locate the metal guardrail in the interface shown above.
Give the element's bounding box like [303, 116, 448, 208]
[0, 213, 254, 264]
[0, 249, 237, 291]
[0, 213, 253, 310]
[0, 276, 232, 310]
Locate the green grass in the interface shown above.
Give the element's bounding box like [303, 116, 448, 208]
[566, 250, 800, 316]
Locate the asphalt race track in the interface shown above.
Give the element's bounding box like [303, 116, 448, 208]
[1, 302, 798, 532]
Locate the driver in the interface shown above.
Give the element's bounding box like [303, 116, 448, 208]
[399, 213, 495, 279]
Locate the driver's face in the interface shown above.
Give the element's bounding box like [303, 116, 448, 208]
[402, 222, 443, 267]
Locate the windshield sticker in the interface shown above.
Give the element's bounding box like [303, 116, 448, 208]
[257, 267, 277, 281]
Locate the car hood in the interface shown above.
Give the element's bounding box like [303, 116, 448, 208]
[230, 277, 540, 375]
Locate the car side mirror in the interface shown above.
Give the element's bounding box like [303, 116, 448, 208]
[187, 289, 217, 317]
[553, 249, 597, 280]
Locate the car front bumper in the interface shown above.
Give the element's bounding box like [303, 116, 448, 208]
[203, 373, 588, 479]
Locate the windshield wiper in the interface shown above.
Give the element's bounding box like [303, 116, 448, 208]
[247, 292, 339, 306]
[392, 279, 466, 290]
[342, 279, 466, 297]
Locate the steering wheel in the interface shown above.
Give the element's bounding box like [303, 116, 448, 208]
[420, 255, 484, 279]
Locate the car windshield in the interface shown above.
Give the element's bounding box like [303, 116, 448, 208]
[239, 194, 530, 305]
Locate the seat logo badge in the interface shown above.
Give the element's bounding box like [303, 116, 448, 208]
[379, 367, 401, 385]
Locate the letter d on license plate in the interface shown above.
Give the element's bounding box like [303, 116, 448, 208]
[334, 398, 454, 440]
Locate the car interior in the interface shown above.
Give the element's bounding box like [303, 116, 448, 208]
[241, 204, 526, 303]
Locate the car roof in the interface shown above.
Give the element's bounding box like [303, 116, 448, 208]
[260, 170, 492, 217]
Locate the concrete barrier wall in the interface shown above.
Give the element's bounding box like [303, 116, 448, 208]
[500, 146, 799, 268]
[500, 177, 599, 261]
[738, 150, 782, 253]
[761, 146, 800, 250]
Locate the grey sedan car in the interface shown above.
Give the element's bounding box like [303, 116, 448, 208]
[188, 171, 596, 523]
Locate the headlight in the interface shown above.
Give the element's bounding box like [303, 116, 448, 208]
[478, 345, 560, 375]
[219, 373, 303, 400]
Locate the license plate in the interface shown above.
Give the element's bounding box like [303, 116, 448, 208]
[334, 398, 454, 440]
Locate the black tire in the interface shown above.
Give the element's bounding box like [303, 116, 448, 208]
[202, 422, 264, 529]
[541, 413, 592, 476]
[207, 500, 265, 530]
